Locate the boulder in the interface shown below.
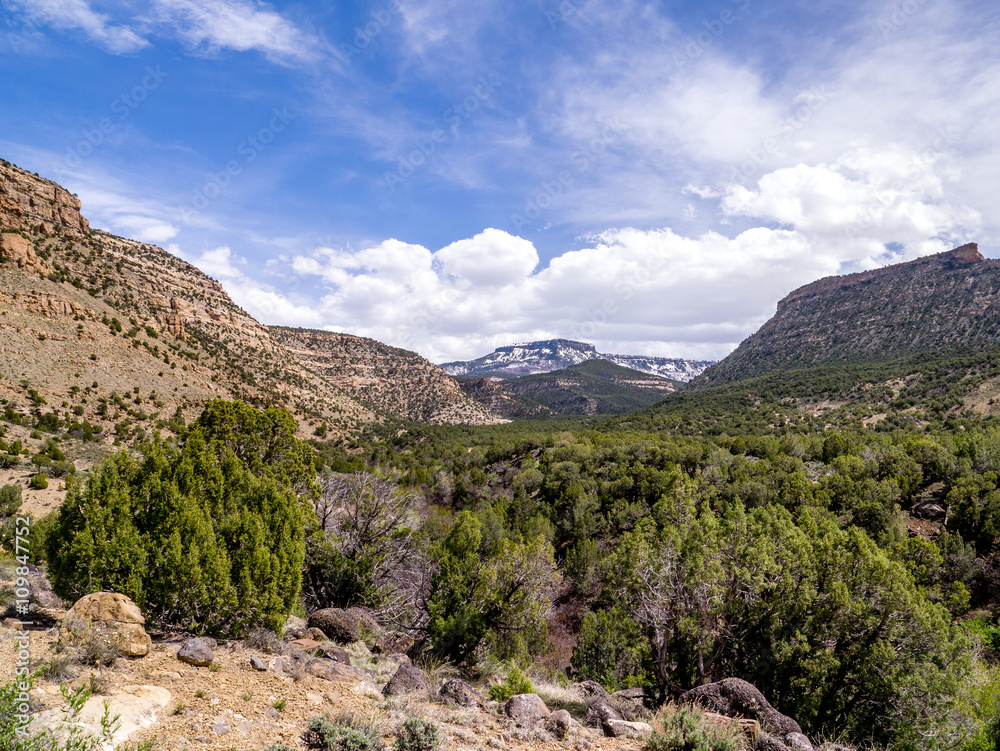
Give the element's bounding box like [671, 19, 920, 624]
[571, 679, 611, 702]
[249, 656, 267, 671]
[283, 615, 307, 637]
[786, 733, 815, 751]
[604, 719, 652, 739]
[679, 678, 802, 735]
[584, 700, 623, 729]
[372, 631, 415, 655]
[307, 608, 361, 644]
[177, 638, 214, 667]
[545, 709, 572, 740]
[437, 678, 484, 708]
[505, 693, 550, 727]
[612, 687, 647, 718]
[32, 685, 170, 747]
[755, 734, 791, 751]
[346, 607, 381, 636]
[382, 663, 429, 700]
[60, 593, 151, 658]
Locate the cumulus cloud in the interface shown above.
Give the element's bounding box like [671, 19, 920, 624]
[279, 145, 978, 363]
[5, 0, 148, 53]
[184, 245, 323, 327]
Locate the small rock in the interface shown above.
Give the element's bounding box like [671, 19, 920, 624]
[283, 615, 307, 635]
[438, 678, 483, 708]
[504, 693, 550, 727]
[545, 709, 572, 740]
[322, 644, 351, 664]
[268, 656, 294, 677]
[352, 681, 383, 700]
[250, 656, 267, 671]
[604, 719, 652, 739]
[307, 692, 324, 705]
[211, 723, 230, 735]
[372, 631, 414, 655]
[177, 638, 214, 667]
[307, 627, 327, 641]
[265, 707, 279, 719]
[306, 659, 346, 682]
[289, 638, 322, 653]
[236, 721, 253, 733]
[382, 663, 429, 700]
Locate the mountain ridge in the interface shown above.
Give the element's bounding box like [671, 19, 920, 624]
[442, 338, 713, 381]
[696, 242, 1000, 388]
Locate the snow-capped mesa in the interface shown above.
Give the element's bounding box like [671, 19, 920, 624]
[440, 339, 714, 382]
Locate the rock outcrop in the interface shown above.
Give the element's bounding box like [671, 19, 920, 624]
[60, 592, 151, 658]
[698, 243, 1000, 387]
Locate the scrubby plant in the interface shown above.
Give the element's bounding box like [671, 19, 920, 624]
[488, 665, 533, 702]
[29, 473, 48, 490]
[302, 714, 385, 751]
[0, 484, 22, 515]
[393, 718, 439, 751]
[645, 704, 741, 751]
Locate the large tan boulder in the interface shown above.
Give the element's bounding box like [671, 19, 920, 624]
[60, 593, 152, 658]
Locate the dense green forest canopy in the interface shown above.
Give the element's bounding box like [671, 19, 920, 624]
[8, 345, 1000, 749]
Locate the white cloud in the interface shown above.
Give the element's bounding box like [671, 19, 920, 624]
[151, 0, 320, 62]
[185, 245, 323, 326]
[279, 143, 979, 363]
[5, 0, 147, 53]
[113, 215, 179, 243]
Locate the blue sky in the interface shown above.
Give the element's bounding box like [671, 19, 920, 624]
[1, 0, 997, 362]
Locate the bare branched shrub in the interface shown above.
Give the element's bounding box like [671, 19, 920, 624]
[303, 472, 430, 625]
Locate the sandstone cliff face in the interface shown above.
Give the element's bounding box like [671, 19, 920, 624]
[699, 243, 1000, 387]
[0, 157, 503, 437]
[0, 158, 90, 236]
[269, 327, 505, 425]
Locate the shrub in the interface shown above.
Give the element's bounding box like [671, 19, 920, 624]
[46, 400, 311, 637]
[29, 473, 48, 490]
[393, 718, 439, 751]
[0, 484, 22, 515]
[488, 666, 533, 702]
[645, 705, 740, 751]
[302, 714, 385, 751]
[0, 454, 19, 469]
[571, 606, 651, 691]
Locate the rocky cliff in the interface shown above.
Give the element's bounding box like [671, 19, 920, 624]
[698, 243, 1000, 386]
[0, 157, 501, 446]
[269, 327, 504, 425]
